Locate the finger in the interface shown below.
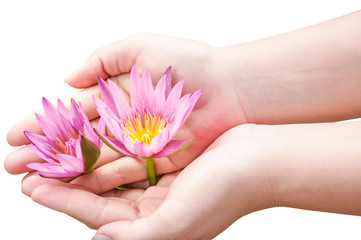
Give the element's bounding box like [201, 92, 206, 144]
[7, 73, 131, 148]
[5, 74, 131, 173]
[71, 155, 183, 194]
[5, 147, 42, 174]
[135, 186, 169, 218]
[71, 156, 147, 194]
[22, 172, 70, 197]
[96, 144, 124, 167]
[7, 84, 101, 147]
[31, 183, 138, 229]
[94, 200, 187, 240]
[5, 121, 116, 175]
[95, 152, 239, 240]
[121, 171, 179, 189]
[121, 179, 150, 190]
[156, 171, 179, 187]
[65, 35, 144, 88]
[6, 140, 124, 175]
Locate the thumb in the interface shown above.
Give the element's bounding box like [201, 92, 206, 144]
[65, 34, 144, 88]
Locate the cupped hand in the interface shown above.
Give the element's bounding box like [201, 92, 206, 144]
[22, 125, 276, 240]
[5, 34, 249, 183]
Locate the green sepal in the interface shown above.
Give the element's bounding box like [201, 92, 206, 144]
[81, 135, 101, 173]
[115, 187, 130, 190]
[165, 139, 194, 157]
[94, 128, 121, 154]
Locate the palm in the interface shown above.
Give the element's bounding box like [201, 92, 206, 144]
[107, 34, 247, 168]
[6, 34, 247, 184]
[23, 126, 250, 239]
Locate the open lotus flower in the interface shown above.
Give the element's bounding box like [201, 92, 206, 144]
[94, 66, 202, 185]
[25, 98, 104, 178]
[94, 65, 202, 159]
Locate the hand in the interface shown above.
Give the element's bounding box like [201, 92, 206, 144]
[22, 124, 277, 240]
[20, 117, 361, 239]
[5, 33, 248, 180]
[7, 10, 361, 175]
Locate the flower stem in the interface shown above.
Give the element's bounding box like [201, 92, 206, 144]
[146, 157, 157, 186]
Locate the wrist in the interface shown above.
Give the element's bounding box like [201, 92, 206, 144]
[271, 121, 361, 215]
[216, 43, 276, 124]
[215, 124, 281, 214]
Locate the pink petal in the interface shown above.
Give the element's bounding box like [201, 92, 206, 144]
[35, 113, 60, 140]
[42, 97, 57, 118]
[27, 158, 81, 178]
[169, 90, 202, 140]
[129, 65, 143, 112]
[56, 154, 84, 172]
[107, 79, 132, 118]
[58, 112, 73, 135]
[42, 98, 62, 128]
[163, 80, 184, 117]
[27, 144, 55, 164]
[76, 137, 82, 158]
[93, 96, 123, 139]
[97, 132, 134, 156]
[134, 141, 153, 158]
[94, 100, 124, 142]
[83, 121, 100, 147]
[153, 139, 193, 158]
[40, 171, 82, 178]
[154, 74, 167, 113]
[83, 117, 105, 147]
[80, 101, 101, 147]
[70, 99, 85, 131]
[93, 95, 107, 110]
[96, 117, 106, 134]
[42, 98, 71, 140]
[171, 93, 191, 123]
[97, 77, 119, 115]
[57, 99, 76, 133]
[121, 134, 137, 155]
[164, 66, 172, 98]
[141, 68, 155, 110]
[77, 101, 89, 123]
[149, 125, 171, 154]
[26, 162, 66, 173]
[56, 99, 72, 120]
[93, 95, 120, 123]
[168, 106, 189, 141]
[24, 131, 54, 156]
[181, 89, 202, 124]
[98, 77, 131, 119]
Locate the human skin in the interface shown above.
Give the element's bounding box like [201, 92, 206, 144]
[5, 9, 361, 240]
[5, 10, 361, 176]
[21, 120, 361, 239]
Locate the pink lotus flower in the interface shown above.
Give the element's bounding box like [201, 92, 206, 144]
[25, 98, 104, 178]
[94, 66, 202, 159]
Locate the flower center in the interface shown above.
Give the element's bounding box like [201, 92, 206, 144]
[124, 112, 168, 145]
[51, 128, 80, 163]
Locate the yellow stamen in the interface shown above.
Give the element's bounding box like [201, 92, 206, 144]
[51, 147, 62, 154]
[124, 112, 169, 145]
[51, 128, 80, 162]
[51, 155, 61, 165]
[55, 140, 66, 152]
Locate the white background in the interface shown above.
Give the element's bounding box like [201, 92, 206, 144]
[1, 1, 361, 239]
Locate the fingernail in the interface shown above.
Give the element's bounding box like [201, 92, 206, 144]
[92, 235, 112, 240]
